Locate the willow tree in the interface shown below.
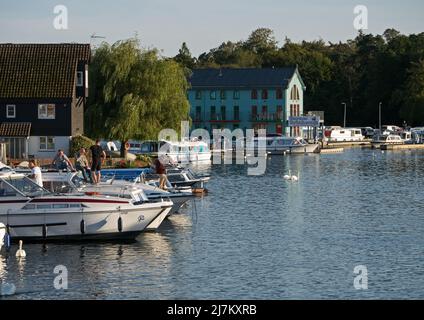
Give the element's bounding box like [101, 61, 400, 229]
[86, 38, 190, 156]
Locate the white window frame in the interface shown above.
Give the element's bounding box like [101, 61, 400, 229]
[38, 104, 55, 119]
[76, 71, 84, 87]
[39, 136, 55, 151]
[6, 104, 16, 118]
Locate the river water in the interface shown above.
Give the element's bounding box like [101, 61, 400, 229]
[1, 148, 424, 299]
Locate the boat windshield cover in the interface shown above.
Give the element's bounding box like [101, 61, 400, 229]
[3, 175, 51, 197]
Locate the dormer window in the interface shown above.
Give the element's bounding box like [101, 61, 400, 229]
[6, 105, 16, 118]
[38, 104, 55, 119]
[76, 71, 84, 87]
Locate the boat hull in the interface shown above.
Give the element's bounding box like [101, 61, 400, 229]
[0, 204, 170, 242]
[0, 223, 5, 250]
[247, 143, 320, 155]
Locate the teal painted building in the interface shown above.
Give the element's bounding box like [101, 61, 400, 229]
[187, 67, 306, 136]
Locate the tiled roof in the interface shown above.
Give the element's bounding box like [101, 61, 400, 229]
[0, 43, 90, 98]
[189, 67, 297, 89]
[0, 122, 31, 137]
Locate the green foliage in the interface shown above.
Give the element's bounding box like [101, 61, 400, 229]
[86, 38, 191, 146]
[70, 135, 94, 158]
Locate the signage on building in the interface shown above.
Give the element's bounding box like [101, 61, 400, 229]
[288, 116, 321, 127]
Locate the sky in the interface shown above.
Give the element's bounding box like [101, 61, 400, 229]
[0, 0, 423, 57]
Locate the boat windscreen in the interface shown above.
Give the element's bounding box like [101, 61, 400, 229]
[3, 175, 51, 197]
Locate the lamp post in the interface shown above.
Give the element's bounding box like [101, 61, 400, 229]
[379, 102, 382, 132]
[342, 102, 347, 128]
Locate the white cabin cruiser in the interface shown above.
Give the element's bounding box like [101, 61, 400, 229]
[0, 172, 173, 241]
[137, 140, 211, 162]
[248, 136, 319, 154]
[37, 172, 192, 224]
[372, 134, 403, 148]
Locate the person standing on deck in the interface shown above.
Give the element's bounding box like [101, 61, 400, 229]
[76, 148, 92, 183]
[28, 159, 43, 187]
[154, 157, 167, 189]
[90, 140, 106, 184]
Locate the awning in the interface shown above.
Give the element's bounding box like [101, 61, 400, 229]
[0, 122, 31, 137]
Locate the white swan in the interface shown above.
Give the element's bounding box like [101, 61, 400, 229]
[284, 170, 299, 182]
[16, 240, 26, 258]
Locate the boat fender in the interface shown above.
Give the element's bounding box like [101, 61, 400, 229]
[4, 232, 11, 251]
[80, 219, 86, 234]
[118, 217, 123, 232]
[5, 225, 11, 251]
[42, 225, 47, 239]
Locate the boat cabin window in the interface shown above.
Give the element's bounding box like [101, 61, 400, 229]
[37, 204, 51, 209]
[0, 181, 19, 197]
[22, 204, 36, 210]
[1, 176, 50, 197]
[167, 174, 186, 183]
[53, 204, 69, 209]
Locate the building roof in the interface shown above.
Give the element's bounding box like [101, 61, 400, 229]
[189, 67, 299, 89]
[0, 43, 90, 99]
[0, 122, 31, 137]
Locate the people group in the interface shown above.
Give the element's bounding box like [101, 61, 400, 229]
[27, 140, 106, 187]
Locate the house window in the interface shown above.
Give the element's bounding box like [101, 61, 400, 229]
[251, 89, 258, 100]
[251, 105, 257, 120]
[221, 106, 226, 121]
[39, 136, 55, 151]
[291, 85, 300, 100]
[6, 105, 16, 118]
[277, 105, 283, 119]
[210, 91, 216, 100]
[234, 106, 239, 121]
[76, 71, 84, 87]
[220, 90, 226, 100]
[211, 106, 216, 120]
[38, 104, 55, 119]
[195, 106, 201, 121]
[233, 90, 240, 100]
[195, 90, 202, 100]
[261, 89, 268, 100]
[276, 88, 283, 99]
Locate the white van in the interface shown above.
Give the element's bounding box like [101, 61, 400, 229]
[328, 128, 364, 142]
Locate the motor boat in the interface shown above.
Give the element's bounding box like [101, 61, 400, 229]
[247, 136, 319, 154]
[371, 134, 403, 149]
[0, 171, 173, 241]
[0, 222, 5, 251]
[139, 139, 211, 163]
[145, 168, 210, 189]
[36, 171, 193, 223]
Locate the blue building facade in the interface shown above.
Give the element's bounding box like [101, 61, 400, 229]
[187, 67, 306, 136]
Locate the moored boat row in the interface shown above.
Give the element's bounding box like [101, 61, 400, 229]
[0, 164, 209, 245]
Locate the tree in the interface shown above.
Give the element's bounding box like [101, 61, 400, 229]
[174, 42, 196, 69]
[400, 60, 424, 125]
[86, 38, 190, 157]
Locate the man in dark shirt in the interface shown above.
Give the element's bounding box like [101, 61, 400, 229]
[90, 139, 106, 184]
